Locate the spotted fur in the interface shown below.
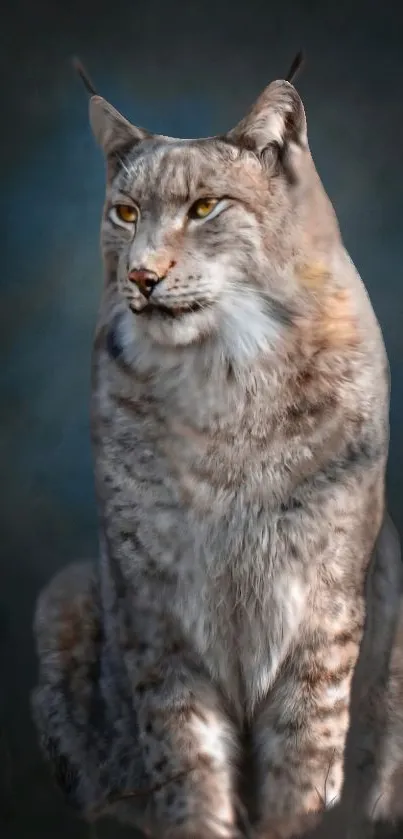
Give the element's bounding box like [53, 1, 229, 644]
[32, 78, 402, 838]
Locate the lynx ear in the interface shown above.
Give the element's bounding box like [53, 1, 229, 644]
[89, 95, 152, 158]
[227, 80, 307, 159]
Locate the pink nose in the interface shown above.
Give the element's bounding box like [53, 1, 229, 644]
[128, 268, 160, 299]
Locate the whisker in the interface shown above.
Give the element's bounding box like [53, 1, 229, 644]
[111, 153, 131, 176]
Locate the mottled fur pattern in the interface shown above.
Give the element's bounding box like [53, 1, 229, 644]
[32, 77, 402, 838]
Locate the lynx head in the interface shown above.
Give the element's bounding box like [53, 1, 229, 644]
[90, 80, 339, 361]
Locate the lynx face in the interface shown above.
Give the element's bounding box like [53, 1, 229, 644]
[102, 136, 296, 352]
[91, 81, 334, 359]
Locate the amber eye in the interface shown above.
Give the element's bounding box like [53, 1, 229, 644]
[112, 204, 138, 224]
[189, 198, 219, 220]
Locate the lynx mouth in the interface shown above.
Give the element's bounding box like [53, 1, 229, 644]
[130, 300, 209, 319]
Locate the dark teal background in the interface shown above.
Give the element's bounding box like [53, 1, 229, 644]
[1, 1, 402, 836]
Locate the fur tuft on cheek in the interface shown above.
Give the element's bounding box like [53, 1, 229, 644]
[217, 287, 285, 365]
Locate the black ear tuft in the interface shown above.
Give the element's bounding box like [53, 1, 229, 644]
[72, 56, 98, 96]
[285, 51, 305, 85]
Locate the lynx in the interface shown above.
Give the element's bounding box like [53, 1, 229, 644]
[33, 74, 402, 838]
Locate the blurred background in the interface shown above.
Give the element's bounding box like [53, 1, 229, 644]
[1, 0, 402, 836]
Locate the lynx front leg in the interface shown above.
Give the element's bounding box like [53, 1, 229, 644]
[127, 653, 240, 839]
[253, 630, 361, 839]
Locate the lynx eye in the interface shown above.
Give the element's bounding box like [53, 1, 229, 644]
[111, 204, 138, 225]
[189, 198, 219, 220]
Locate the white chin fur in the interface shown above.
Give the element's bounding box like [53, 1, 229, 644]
[143, 307, 218, 347]
[113, 286, 281, 369]
[136, 292, 280, 358]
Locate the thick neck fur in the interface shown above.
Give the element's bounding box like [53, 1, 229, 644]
[93, 239, 387, 515]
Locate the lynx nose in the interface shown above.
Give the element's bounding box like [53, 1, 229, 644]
[128, 268, 161, 299]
